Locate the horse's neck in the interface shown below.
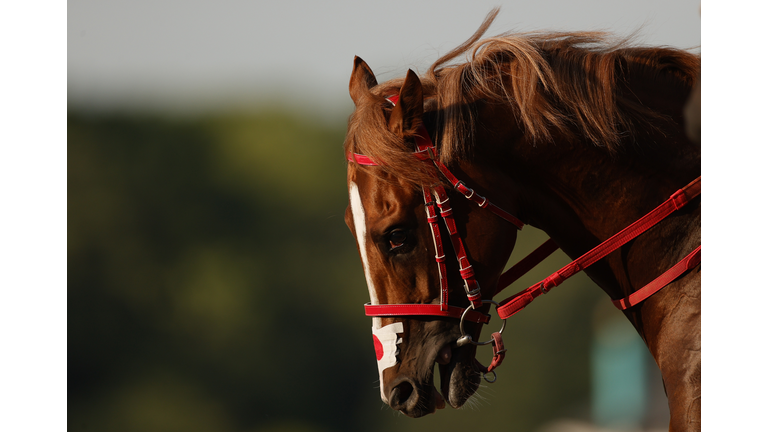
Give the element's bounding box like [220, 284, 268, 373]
[480, 119, 700, 303]
[466, 66, 701, 424]
[504, 107, 702, 429]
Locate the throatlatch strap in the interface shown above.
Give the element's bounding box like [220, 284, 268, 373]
[495, 238, 560, 296]
[430, 157, 524, 229]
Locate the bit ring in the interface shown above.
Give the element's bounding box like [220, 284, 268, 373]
[458, 300, 506, 346]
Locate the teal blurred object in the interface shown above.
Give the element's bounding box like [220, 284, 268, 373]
[591, 305, 647, 429]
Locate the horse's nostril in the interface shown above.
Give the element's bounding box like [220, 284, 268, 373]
[389, 380, 416, 411]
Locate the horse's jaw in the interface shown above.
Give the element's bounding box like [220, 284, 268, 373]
[439, 344, 481, 409]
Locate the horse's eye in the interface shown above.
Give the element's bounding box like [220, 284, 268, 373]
[388, 230, 408, 250]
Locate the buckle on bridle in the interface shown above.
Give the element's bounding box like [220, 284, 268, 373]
[464, 282, 481, 297]
[540, 282, 549, 294]
[415, 146, 436, 161]
[455, 180, 475, 199]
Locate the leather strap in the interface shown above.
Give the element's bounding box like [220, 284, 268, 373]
[612, 245, 701, 310]
[430, 157, 525, 229]
[364, 303, 491, 324]
[473, 332, 506, 373]
[348, 153, 380, 166]
[495, 238, 559, 296]
[432, 185, 483, 308]
[496, 177, 702, 319]
[423, 187, 450, 310]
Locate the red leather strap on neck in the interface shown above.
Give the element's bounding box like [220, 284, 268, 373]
[543, 177, 701, 291]
[612, 246, 701, 310]
[496, 177, 701, 319]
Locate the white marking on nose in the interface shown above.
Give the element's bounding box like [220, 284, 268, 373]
[373, 322, 403, 376]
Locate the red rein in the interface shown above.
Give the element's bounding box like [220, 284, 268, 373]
[349, 95, 701, 375]
[494, 177, 701, 318]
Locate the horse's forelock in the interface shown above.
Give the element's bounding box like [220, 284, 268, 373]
[345, 82, 442, 188]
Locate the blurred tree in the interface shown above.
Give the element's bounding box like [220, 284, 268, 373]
[68, 111, 377, 432]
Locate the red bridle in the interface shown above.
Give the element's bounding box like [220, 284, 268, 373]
[348, 95, 701, 376]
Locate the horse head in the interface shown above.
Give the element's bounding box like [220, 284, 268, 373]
[344, 57, 519, 417]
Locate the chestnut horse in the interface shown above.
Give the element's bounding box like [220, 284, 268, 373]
[343, 10, 700, 430]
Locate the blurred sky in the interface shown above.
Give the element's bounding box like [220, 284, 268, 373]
[68, 0, 701, 116]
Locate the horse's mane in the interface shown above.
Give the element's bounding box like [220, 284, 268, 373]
[345, 9, 700, 187]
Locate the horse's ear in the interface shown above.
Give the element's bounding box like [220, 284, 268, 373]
[389, 69, 423, 135]
[349, 56, 378, 106]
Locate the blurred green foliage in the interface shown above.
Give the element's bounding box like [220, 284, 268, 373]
[68, 109, 613, 432]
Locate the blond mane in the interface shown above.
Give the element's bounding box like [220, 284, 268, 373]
[345, 9, 700, 187]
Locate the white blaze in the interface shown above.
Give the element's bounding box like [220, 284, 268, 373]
[348, 181, 379, 316]
[349, 180, 402, 402]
